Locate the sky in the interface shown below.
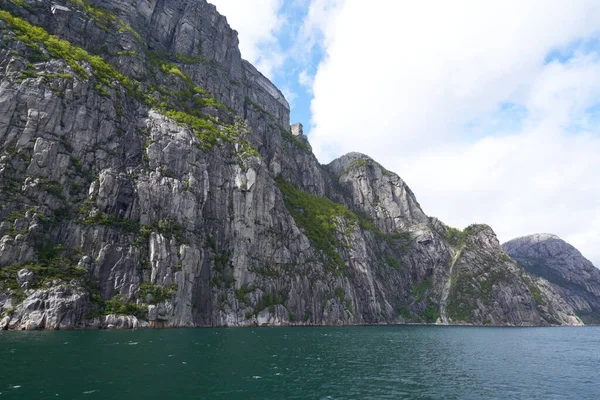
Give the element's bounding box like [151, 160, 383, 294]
[209, 0, 600, 268]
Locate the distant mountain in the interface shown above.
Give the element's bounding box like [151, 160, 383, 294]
[503, 234, 600, 324]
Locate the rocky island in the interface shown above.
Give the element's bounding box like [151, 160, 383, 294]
[0, 0, 597, 330]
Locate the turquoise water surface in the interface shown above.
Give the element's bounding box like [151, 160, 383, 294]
[1, 325, 599, 399]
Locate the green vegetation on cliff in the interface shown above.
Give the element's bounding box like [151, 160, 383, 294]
[524, 278, 546, 306]
[0, 244, 88, 303]
[0, 9, 139, 94]
[275, 178, 356, 273]
[103, 295, 147, 319]
[445, 224, 490, 247]
[67, 0, 142, 42]
[422, 302, 440, 323]
[139, 282, 178, 304]
[0, 8, 258, 156]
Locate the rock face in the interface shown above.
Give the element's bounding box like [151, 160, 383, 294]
[0, 0, 586, 329]
[503, 234, 600, 324]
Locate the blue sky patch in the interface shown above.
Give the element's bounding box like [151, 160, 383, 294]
[463, 102, 528, 140]
[263, 3, 324, 130]
[545, 38, 600, 64]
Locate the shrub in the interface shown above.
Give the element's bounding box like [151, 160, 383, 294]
[235, 285, 253, 305]
[82, 211, 139, 233]
[104, 295, 147, 319]
[139, 282, 177, 304]
[254, 291, 287, 314]
[422, 302, 440, 323]
[446, 227, 467, 247]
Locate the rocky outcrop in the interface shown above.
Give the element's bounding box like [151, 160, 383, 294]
[327, 152, 429, 232]
[443, 226, 581, 326]
[0, 0, 587, 329]
[503, 234, 600, 324]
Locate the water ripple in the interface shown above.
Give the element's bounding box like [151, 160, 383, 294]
[0, 326, 599, 399]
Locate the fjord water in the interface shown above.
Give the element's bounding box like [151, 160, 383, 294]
[1, 326, 599, 399]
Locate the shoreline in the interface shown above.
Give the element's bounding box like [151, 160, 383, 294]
[1, 320, 594, 332]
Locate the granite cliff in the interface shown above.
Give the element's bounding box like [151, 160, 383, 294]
[0, 0, 585, 329]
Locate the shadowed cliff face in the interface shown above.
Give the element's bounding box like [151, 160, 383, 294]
[0, 0, 584, 329]
[503, 234, 600, 324]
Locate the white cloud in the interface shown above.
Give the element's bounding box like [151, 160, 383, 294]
[298, 69, 314, 90]
[306, 0, 600, 266]
[209, 0, 284, 77]
[300, 0, 345, 50]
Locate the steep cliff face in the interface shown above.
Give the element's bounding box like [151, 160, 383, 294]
[503, 234, 600, 324]
[0, 0, 584, 329]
